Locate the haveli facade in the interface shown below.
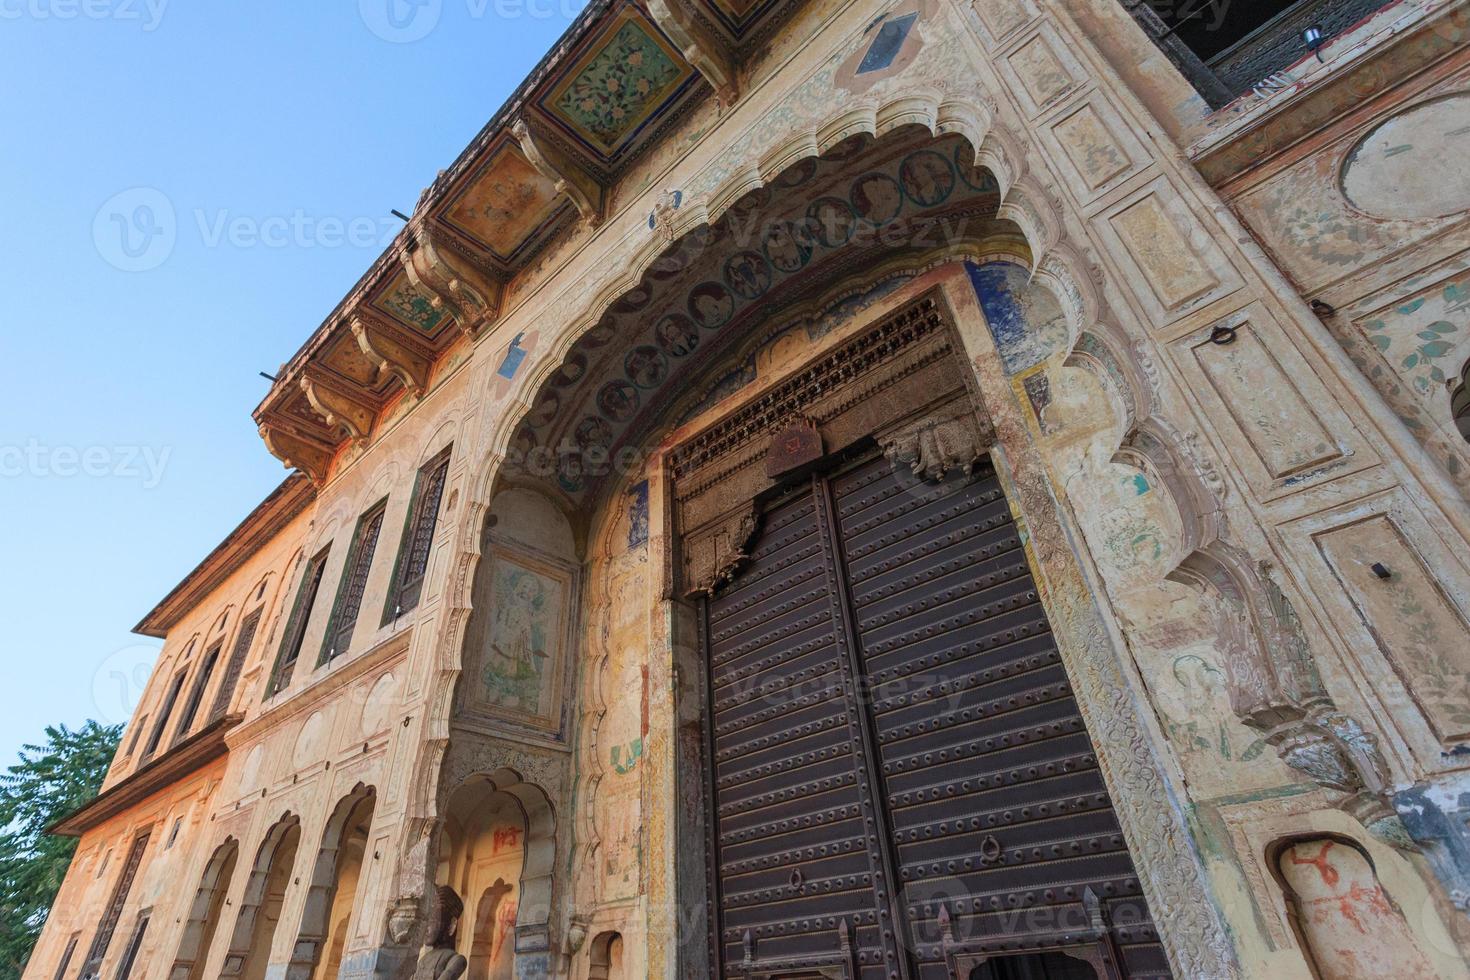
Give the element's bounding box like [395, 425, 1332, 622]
[25, 0, 1470, 978]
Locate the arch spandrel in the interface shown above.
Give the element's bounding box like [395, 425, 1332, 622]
[403, 101, 1248, 977]
[406, 13, 1444, 968]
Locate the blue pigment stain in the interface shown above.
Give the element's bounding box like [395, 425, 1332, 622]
[966, 260, 1036, 375]
[1131, 474, 1150, 495]
[497, 332, 527, 380]
[857, 13, 917, 75]
[627, 480, 650, 549]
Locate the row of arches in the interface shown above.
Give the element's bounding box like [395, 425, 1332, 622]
[169, 785, 376, 980]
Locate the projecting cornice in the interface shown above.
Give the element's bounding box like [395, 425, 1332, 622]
[249, 0, 808, 486]
[134, 474, 314, 638]
[48, 715, 241, 837]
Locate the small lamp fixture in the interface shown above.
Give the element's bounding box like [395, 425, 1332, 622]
[1303, 24, 1327, 61]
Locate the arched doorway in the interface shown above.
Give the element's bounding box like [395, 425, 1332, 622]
[288, 784, 377, 980]
[167, 838, 238, 980]
[437, 769, 556, 980]
[221, 814, 301, 980]
[480, 123, 1174, 978]
[587, 931, 624, 980]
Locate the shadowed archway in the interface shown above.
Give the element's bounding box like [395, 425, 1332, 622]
[167, 837, 238, 980]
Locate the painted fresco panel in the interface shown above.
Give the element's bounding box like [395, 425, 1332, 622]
[1317, 514, 1470, 743]
[1193, 325, 1338, 480]
[1002, 25, 1084, 116]
[443, 144, 565, 260]
[476, 549, 571, 733]
[1171, 304, 1375, 501]
[1109, 191, 1222, 316]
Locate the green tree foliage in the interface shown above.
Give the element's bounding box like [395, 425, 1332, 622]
[0, 722, 121, 980]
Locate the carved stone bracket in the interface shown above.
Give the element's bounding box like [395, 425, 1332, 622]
[299, 373, 377, 446]
[351, 313, 432, 398]
[645, 0, 739, 107]
[259, 421, 336, 485]
[511, 117, 604, 228]
[685, 503, 760, 598]
[878, 401, 997, 482]
[399, 216, 504, 337]
[1178, 550, 1411, 847]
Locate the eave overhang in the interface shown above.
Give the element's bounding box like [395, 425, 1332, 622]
[254, 0, 805, 485]
[134, 474, 316, 639]
[47, 714, 241, 838]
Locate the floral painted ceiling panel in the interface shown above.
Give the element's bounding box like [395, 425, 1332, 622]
[372, 272, 452, 340]
[542, 9, 695, 157]
[441, 140, 569, 262]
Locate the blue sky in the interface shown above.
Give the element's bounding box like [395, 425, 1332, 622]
[0, 0, 584, 767]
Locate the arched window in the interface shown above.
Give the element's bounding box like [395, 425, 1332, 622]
[168, 838, 238, 980]
[221, 815, 301, 980]
[286, 785, 377, 980]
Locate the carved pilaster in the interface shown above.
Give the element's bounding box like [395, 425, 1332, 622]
[399, 217, 504, 337]
[511, 118, 604, 228]
[351, 314, 432, 398]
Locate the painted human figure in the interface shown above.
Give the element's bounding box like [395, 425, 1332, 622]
[1278, 838, 1434, 979]
[413, 886, 468, 980]
[488, 570, 549, 711]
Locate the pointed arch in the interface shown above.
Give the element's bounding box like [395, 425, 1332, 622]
[220, 813, 301, 980]
[286, 783, 377, 980]
[167, 837, 238, 980]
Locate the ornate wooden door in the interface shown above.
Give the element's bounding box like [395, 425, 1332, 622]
[701, 451, 1170, 980]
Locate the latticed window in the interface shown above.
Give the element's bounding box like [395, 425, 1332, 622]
[77, 831, 149, 980]
[321, 500, 387, 664]
[171, 641, 221, 745]
[111, 913, 149, 980]
[266, 547, 331, 697]
[208, 608, 260, 723]
[1121, 0, 1398, 106]
[140, 670, 187, 760]
[384, 447, 451, 623]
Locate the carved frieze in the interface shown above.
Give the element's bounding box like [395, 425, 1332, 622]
[670, 291, 985, 596]
[878, 401, 996, 481]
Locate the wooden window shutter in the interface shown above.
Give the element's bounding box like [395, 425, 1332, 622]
[321, 500, 387, 665]
[207, 609, 260, 723]
[77, 832, 149, 980]
[171, 642, 221, 745]
[384, 448, 450, 624]
[266, 548, 330, 697]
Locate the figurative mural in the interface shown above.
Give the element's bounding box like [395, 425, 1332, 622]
[28, 1, 1470, 979]
[482, 553, 567, 728]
